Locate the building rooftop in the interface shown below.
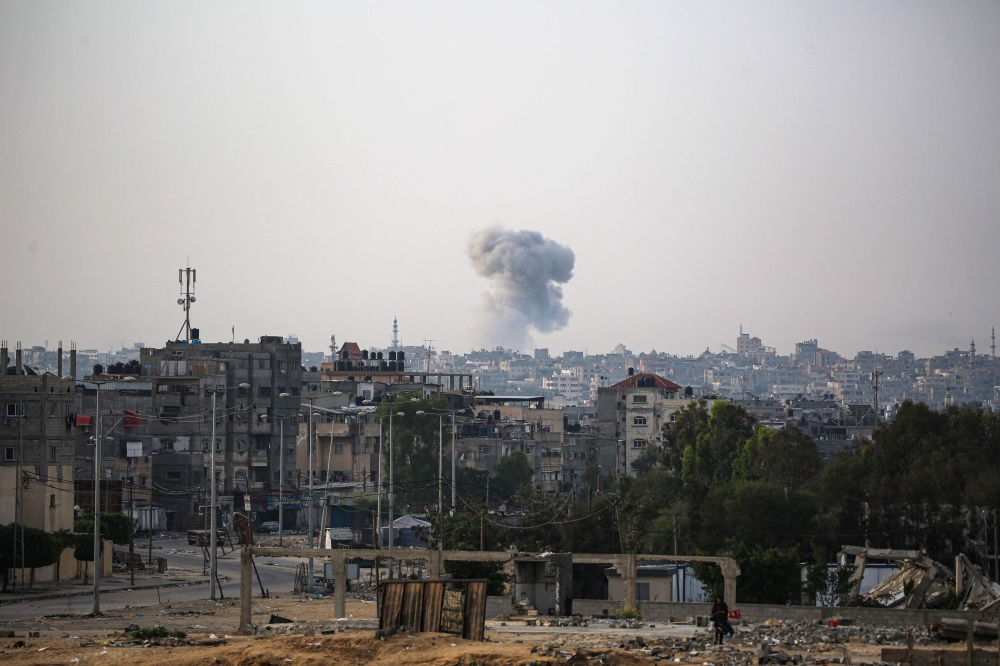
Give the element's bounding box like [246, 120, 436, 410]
[611, 373, 682, 390]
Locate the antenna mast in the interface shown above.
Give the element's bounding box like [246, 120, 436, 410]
[870, 360, 883, 424]
[175, 266, 196, 342]
[423, 339, 436, 373]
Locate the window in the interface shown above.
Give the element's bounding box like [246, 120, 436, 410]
[215, 438, 222, 451]
[235, 470, 246, 481]
[5, 403, 24, 417]
[670, 413, 677, 422]
[259, 386, 272, 397]
[335, 443, 344, 454]
[49, 403, 57, 417]
[50, 447, 56, 462]
[479, 445, 491, 455]
[140, 475, 148, 487]
[636, 582, 650, 602]
[258, 359, 265, 369]
[274, 470, 281, 483]
[49, 495, 56, 509]
[632, 416, 647, 426]
[166, 471, 181, 482]
[162, 439, 174, 451]
[633, 394, 647, 403]
[278, 361, 286, 372]
[237, 439, 246, 452]
[632, 439, 646, 448]
[237, 386, 249, 398]
[192, 471, 200, 484]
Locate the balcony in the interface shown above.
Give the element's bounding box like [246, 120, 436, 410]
[250, 450, 269, 467]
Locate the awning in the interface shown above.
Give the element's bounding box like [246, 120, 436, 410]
[75, 415, 94, 426]
[123, 410, 148, 427]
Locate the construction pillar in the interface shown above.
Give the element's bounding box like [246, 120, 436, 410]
[333, 550, 347, 619]
[720, 558, 740, 608]
[239, 547, 253, 634]
[621, 554, 637, 609]
[428, 550, 443, 580]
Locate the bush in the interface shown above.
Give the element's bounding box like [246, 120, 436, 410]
[613, 606, 642, 620]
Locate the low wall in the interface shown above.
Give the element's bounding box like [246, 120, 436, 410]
[571, 599, 998, 627]
[7, 542, 113, 586]
[486, 595, 511, 619]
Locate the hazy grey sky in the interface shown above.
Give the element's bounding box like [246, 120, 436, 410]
[2, 1, 998, 358]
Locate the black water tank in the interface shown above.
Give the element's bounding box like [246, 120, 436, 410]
[362, 349, 369, 360]
[380, 361, 388, 371]
[389, 351, 396, 361]
[377, 351, 383, 360]
[398, 351, 405, 361]
[388, 361, 397, 371]
[191, 327, 200, 340]
[398, 361, 405, 371]
[346, 361, 354, 370]
[94, 364, 104, 375]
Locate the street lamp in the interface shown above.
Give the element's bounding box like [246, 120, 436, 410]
[205, 382, 250, 601]
[276, 393, 290, 545]
[72, 374, 134, 615]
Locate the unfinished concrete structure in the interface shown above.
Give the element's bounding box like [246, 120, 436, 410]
[513, 553, 573, 616]
[238, 548, 740, 633]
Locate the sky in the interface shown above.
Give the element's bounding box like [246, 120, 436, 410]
[1, 1, 998, 359]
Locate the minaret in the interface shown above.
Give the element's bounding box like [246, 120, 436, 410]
[392, 317, 399, 348]
[970, 339, 976, 362]
[329, 335, 337, 363]
[992, 327, 996, 358]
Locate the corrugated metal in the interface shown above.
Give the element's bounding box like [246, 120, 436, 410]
[422, 581, 445, 633]
[462, 580, 488, 641]
[400, 582, 424, 630]
[380, 582, 404, 632]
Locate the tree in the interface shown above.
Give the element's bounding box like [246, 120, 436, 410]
[492, 450, 535, 499]
[376, 392, 453, 509]
[692, 539, 800, 604]
[75, 512, 133, 546]
[0, 524, 62, 589]
[734, 426, 823, 490]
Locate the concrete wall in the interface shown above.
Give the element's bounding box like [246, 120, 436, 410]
[572, 599, 1000, 626]
[8, 541, 113, 585]
[486, 595, 511, 619]
[0, 466, 75, 531]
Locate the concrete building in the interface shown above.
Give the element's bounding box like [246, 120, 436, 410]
[0, 366, 77, 533]
[140, 336, 301, 531]
[596, 372, 693, 478]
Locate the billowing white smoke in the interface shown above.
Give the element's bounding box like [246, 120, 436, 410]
[466, 226, 575, 350]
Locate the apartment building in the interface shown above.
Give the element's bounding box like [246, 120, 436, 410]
[140, 336, 301, 531]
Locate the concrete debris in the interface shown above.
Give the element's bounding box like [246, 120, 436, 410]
[842, 546, 1000, 610]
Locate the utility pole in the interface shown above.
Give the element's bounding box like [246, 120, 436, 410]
[307, 397, 315, 589]
[209, 390, 218, 600]
[93, 384, 102, 614]
[438, 414, 443, 550]
[480, 476, 489, 551]
[451, 414, 457, 510]
[128, 480, 136, 585]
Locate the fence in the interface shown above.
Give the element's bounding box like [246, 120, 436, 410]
[112, 550, 168, 574]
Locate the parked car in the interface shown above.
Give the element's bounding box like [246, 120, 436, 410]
[258, 521, 280, 533]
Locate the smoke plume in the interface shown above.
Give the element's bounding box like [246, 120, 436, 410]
[466, 226, 575, 350]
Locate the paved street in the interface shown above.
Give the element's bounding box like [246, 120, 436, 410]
[0, 537, 311, 621]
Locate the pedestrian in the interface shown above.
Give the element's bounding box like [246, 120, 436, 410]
[711, 595, 734, 644]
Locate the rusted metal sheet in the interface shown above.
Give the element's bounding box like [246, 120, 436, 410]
[422, 581, 445, 633]
[379, 579, 487, 641]
[380, 582, 405, 633]
[462, 580, 488, 641]
[400, 582, 424, 630]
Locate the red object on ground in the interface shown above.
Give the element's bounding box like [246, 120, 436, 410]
[828, 620, 842, 628]
[727, 609, 741, 620]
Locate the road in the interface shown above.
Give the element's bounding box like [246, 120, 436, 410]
[0, 537, 315, 621]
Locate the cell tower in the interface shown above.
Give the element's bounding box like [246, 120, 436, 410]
[992, 327, 995, 358]
[175, 266, 196, 342]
